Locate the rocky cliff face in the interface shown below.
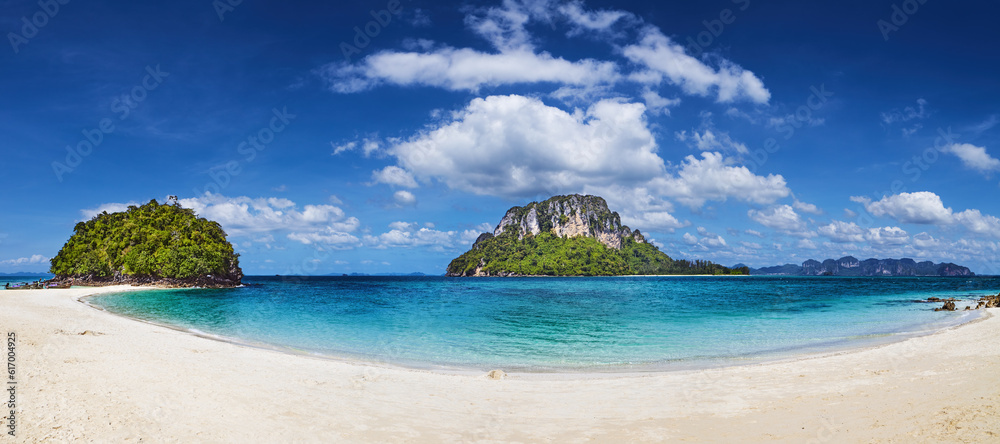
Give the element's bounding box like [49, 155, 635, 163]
[491, 195, 645, 250]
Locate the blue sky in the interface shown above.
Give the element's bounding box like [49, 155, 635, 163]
[2, 0, 1000, 275]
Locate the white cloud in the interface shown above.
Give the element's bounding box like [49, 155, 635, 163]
[818, 220, 865, 243]
[587, 184, 688, 232]
[854, 192, 1000, 240]
[388, 95, 663, 198]
[393, 190, 418, 206]
[331, 141, 356, 155]
[364, 223, 468, 250]
[321, 1, 770, 107]
[322, 47, 620, 93]
[942, 143, 1000, 174]
[853, 192, 954, 225]
[744, 229, 765, 238]
[675, 129, 748, 154]
[558, 0, 635, 35]
[681, 229, 727, 251]
[623, 28, 770, 104]
[173, 193, 361, 243]
[793, 199, 822, 215]
[0, 255, 49, 267]
[640, 88, 681, 116]
[331, 138, 384, 157]
[659, 152, 790, 208]
[954, 209, 1000, 237]
[912, 232, 940, 249]
[865, 227, 909, 246]
[372, 166, 419, 188]
[286, 230, 361, 247]
[797, 239, 818, 250]
[748, 205, 811, 236]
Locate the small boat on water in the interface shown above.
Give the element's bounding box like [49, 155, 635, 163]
[4, 280, 70, 290]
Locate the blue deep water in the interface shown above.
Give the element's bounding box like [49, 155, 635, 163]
[86, 276, 997, 371]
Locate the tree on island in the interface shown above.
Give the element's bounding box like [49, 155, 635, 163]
[50, 199, 243, 287]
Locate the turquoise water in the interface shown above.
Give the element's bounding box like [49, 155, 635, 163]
[86, 276, 996, 371]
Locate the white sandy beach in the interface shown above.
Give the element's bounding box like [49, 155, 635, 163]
[1, 285, 998, 443]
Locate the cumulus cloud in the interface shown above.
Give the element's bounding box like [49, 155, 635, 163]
[681, 227, 727, 251]
[363, 222, 486, 251]
[942, 143, 1000, 174]
[640, 88, 681, 116]
[0, 255, 49, 267]
[320, 0, 769, 106]
[376, 94, 788, 221]
[852, 192, 953, 225]
[170, 194, 362, 248]
[793, 199, 822, 215]
[558, 0, 636, 36]
[865, 226, 909, 246]
[393, 190, 418, 206]
[748, 205, 812, 237]
[322, 48, 620, 93]
[954, 209, 1000, 237]
[675, 129, 748, 154]
[854, 191, 1000, 240]
[372, 166, 419, 188]
[623, 28, 770, 104]
[388, 95, 663, 198]
[659, 152, 790, 208]
[818, 220, 865, 243]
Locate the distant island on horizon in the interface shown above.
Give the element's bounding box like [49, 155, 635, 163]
[736, 256, 974, 277]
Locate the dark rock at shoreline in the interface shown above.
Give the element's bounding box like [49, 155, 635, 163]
[54, 270, 242, 289]
[934, 301, 957, 312]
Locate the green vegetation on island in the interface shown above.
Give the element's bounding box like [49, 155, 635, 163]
[446, 195, 746, 277]
[50, 199, 243, 287]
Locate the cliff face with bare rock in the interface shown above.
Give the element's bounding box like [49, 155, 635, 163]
[491, 195, 646, 250]
[447, 195, 743, 277]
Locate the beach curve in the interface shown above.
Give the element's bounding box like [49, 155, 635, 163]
[2, 285, 998, 442]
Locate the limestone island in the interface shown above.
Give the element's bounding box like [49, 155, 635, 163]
[447, 194, 746, 277]
[48, 199, 243, 288]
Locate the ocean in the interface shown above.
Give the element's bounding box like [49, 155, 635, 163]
[85, 276, 996, 372]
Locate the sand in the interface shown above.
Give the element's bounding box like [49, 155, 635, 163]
[1, 285, 998, 443]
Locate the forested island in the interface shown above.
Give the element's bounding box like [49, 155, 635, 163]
[50, 199, 243, 288]
[447, 195, 745, 277]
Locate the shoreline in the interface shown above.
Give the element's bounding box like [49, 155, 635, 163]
[3, 285, 999, 441]
[81, 287, 988, 378]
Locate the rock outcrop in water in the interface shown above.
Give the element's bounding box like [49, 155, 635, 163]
[447, 195, 745, 277]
